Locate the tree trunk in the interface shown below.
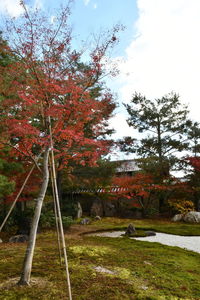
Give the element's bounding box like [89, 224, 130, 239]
[157, 117, 164, 178]
[18, 148, 50, 286]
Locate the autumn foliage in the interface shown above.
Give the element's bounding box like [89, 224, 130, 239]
[0, 3, 121, 178]
[110, 172, 195, 216]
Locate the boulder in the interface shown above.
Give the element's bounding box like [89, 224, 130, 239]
[80, 218, 90, 225]
[104, 201, 117, 217]
[125, 224, 136, 236]
[171, 214, 183, 222]
[94, 266, 116, 275]
[145, 231, 156, 236]
[94, 216, 101, 221]
[90, 199, 104, 217]
[9, 234, 29, 243]
[183, 211, 200, 223]
[76, 202, 83, 219]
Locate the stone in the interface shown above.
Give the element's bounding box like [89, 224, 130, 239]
[94, 266, 116, 275]
[76, 202, 83, 219]
[144, 261, 152, 265]
[0, 238, 3, 243]
[125, 224, 136, 236]
[9, 234, 29, 243]
[80, 218, 90, 225]
[183, 211, 200, 223]
[90, 199, 103, 217]
[145, 231, 156, 236]
[94, 216, 101, 221]
[171, 214, 183, 222]
[104, 201, 116, 217]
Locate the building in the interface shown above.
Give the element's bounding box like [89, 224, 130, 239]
[114, 159, 140, 177]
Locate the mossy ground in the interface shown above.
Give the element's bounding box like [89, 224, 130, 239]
[0, 218, 200, 299]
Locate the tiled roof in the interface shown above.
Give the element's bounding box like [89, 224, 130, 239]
[72, 186, 129, 194]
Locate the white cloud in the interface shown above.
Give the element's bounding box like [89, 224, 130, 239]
[0, 0, 43, 17]
[0, 0, 24, 17]
[109, 111, 134, 140]
[33, 0, 43, 10]
[83, 0, 90, 6]
[108, 111, 137, 160]
[93, 3, 97, 9]
[50, 15, 56, 24]
[118, 0, 200, 122]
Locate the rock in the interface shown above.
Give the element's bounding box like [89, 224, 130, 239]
[80, 218, 90, 225]
[172, 214, 183, 222]
[0, 238, 3, 243]
[90, 199, 104, 217]
[183, 211, 200, 223]
[104, 201, 116, 217]
[144, 261, 152, 265]
[125, 224, 136, 236]
[94, 216, 101, 221]
[94, 266, 116, 275]
[9, 234, 29, 243]
[76, 202, 83, 219]
[145, 231, 156, 236]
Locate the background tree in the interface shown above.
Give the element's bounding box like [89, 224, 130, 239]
[178, 122, 200, 212]
[187, 121, 200, 157]
[118, 92, 192, 212]
[59, 158, 117, 217]
[120, 92, 190, 179]
[184, 157, 200, 211]
[0, 33, 26, 222]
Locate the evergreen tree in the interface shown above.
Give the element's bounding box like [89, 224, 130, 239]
[120, 92, 190, 179]
[187, 121, 200, 157]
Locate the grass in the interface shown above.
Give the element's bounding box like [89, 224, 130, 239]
[0, 217, 200, 299]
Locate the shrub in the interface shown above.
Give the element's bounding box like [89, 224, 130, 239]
[40, 211, 74, 229]
[168, 198, 195, 214]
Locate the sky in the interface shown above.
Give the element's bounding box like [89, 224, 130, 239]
[0, 0, 200, 160]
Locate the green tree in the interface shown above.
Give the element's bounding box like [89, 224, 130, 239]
[121, 92, 190, 179]
[187, 121, 200, 157]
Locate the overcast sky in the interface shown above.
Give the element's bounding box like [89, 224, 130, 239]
[1, 0, 200, 159]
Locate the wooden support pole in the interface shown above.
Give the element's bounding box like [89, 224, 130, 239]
[0, 164, 35, 233]
[48, 116, 72, 300]
[49, 159, 62, 266]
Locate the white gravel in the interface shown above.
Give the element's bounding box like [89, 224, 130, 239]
[134, 233, 200, 254]
[92, 231, 200, 254]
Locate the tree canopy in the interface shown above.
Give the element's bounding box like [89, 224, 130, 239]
[119, 92, 191, 179]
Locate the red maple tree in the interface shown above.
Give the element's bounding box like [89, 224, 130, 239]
[111, 173, 163, 214]
[111, 173, 192, 216]
[0, 1, 122, 287]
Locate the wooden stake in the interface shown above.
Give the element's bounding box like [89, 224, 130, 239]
[0, 164, 35, 232]
[49, 116, 72, 300]
[0, 152, 43, 232]
[49, 159, 62, 266]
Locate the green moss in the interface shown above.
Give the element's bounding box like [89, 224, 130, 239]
[0, 218, 200, 299]
[70, 245, 112, 257]
[84, 217, 200, 236]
